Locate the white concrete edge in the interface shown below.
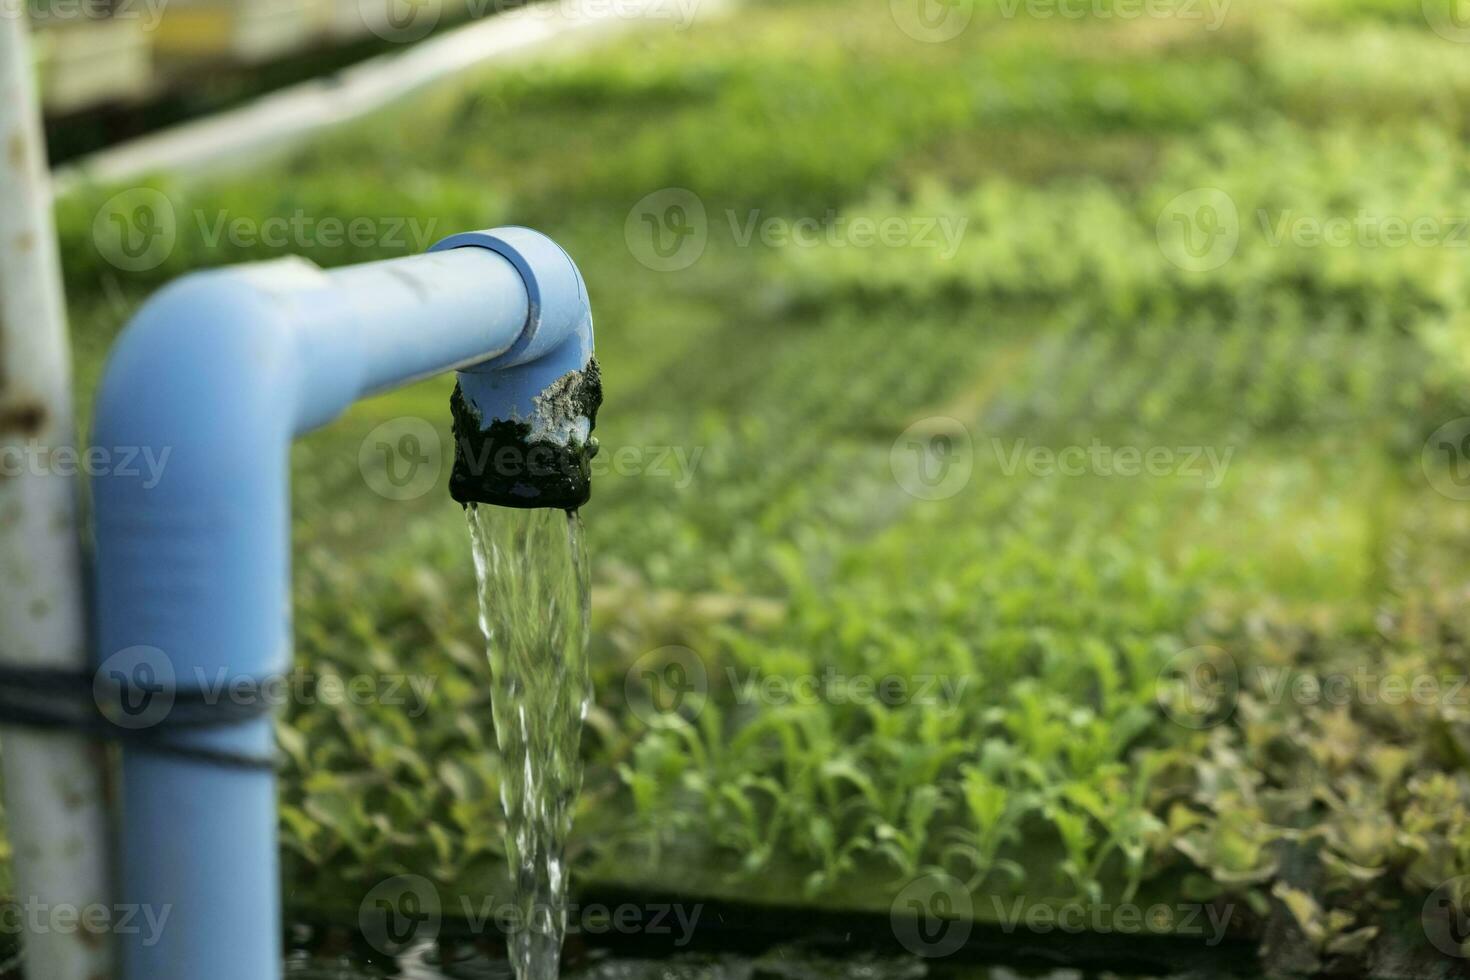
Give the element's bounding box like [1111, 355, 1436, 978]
[54, 0, 725, 195]
[0, 17, 114, 980]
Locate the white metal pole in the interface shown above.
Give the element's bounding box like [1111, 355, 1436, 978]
[0, 14, 115, 980]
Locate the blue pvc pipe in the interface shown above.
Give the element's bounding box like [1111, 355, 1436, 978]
[90, 227, 595, 980]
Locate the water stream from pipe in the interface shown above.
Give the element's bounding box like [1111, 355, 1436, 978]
[467, 504, 592, 980]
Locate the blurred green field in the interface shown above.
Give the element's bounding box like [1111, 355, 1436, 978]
[38, 0, 1470, 972]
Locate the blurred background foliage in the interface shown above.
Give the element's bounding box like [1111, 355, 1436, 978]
[22, 0, 1470, 972]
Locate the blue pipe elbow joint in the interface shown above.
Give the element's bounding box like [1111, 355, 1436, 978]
[436, 229, 602, 511]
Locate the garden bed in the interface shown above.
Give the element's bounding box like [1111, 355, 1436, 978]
[29, 0, 1470, 975]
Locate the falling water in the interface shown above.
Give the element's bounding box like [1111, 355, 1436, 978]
[467, 504, 592, 980]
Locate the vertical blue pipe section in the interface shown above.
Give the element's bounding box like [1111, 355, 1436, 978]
[91, 229, 591, 980]
[93, 275, 312, 980]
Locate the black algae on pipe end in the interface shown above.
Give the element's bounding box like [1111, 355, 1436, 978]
[449, 359, 603, 511]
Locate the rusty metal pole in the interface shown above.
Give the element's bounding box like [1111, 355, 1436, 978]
[0, 13, 115, 980]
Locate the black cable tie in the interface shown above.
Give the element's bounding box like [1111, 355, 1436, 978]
[0, 664, 278, 771]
